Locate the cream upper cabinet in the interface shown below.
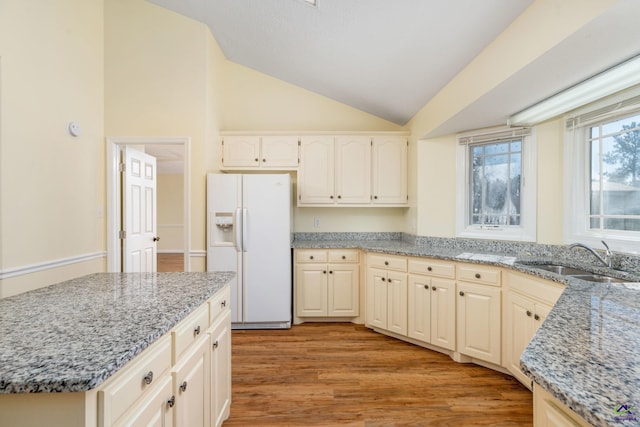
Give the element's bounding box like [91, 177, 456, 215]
[335, 136, 371, 204]
[366, 254, 408, 335]
[298, 136, 335, 204]
[371, 136, 408, 205]
[503, 271, 564, 389]
[407, 257, 456, 351]
[456, 263, 501, 365]
[221, 135, 298, 170]
[294, 249, 360, 322]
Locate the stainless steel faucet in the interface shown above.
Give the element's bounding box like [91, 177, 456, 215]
[569, 240, 613, 268]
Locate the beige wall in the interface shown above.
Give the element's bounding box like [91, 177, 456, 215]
[0, 0, 105, 297]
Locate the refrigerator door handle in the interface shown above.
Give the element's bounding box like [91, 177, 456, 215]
[242, 208, 248, 252]
[234, 207, 242, 252]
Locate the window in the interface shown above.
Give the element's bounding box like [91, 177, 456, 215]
[456, 127, 536, 241]
[565, 89, 640, 252]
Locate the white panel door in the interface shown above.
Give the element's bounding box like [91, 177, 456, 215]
[123, 147, 157, 273]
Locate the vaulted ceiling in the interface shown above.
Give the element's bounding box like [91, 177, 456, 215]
[147, 0, 640, 134]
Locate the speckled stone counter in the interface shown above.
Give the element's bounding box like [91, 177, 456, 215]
[0, 272, 234, 394]
[293, 233, 640, 427]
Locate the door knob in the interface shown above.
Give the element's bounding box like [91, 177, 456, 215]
[153, 236, 160, 242]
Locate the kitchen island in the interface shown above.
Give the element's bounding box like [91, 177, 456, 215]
[293, 232, 640, 427]
[0, 272, 234, 426]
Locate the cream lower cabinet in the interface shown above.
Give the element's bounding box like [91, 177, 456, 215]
[366, 254, 408, 335]
[294, 249, 360, 321]
[533, 384, 591, 427]
[503, 271, 564, 390]
[209, 311, 231, 427]
[172, 336, 210, 427]
[407, 258, 456, 350]
[456, 263, 502, 365]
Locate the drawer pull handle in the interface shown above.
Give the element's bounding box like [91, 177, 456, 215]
[475, 273, 481, 279]
[385, 261, 389, 266]
[342, 255, 346, 260]
[167, 395, 176, 408]
[310, 256, 314, 260]
[213, 340, 219, 349]
[143, 371, 153, 385]
[534, 314, 541, 321]
[427, 266, 432, 271]
[459, 291, 465, 296]
[221, 300, 227, 308]
[179, 381, 188, 393]
[194, 325, 201, 336]
[432, 286, 437, 291]
[526, 310, 532, 317]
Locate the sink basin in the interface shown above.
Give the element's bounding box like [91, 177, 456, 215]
[529, 264, 594, 276]
[571, 274, 627, 283]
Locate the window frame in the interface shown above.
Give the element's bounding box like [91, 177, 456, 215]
[456, 127, 537, 242]
[564, 92, 640, 254]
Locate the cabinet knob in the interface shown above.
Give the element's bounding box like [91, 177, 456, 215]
[342, 255, 346, 260]
[254, 158, 259, 162]
[167, 395, 176, 408]
[143, 371, 153, 385]
[427, 266, 432, 272]
[534, 314, 541, 321]
[424, 284, 429, 290]
[262, 158, 266, 162]
[194, 325, 201, 336]
[329, 270, 333, 274]
[310, 255, 314, 260]
[526, 310, 532, 317]
[432, 286, 437, 291]
[323, 270, 327, 274]
[381, 277, 386, 282]
[475, 273, 481, 279]
[338, 195, 342, 199]
[213, 340, 219, 349]
[374, 195, 378, 199]
[330, 195, 334, 199]
[384, 261, 389, 266]
[459, 291, 465, 296]
[179, 381, 188, 393]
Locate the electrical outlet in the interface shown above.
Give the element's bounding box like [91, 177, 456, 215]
[313, 217, 320, 228]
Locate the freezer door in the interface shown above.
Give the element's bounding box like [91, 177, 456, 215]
[242, 174, 292, 324]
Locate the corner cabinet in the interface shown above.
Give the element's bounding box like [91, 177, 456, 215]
[221, 135, 298, 170]
[294, 249, 360, 323]
[297, 134, 408, 207]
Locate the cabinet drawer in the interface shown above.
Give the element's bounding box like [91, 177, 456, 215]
[209, 286, 231, 325]
[457, 263, 501, 286]
[408, 258, 455, 279]
[295, 249, 328, 263]
[505, 271, 565, 306]
[172, 304, 209, 363]
[367, 253, 407, 272]
[328, 250, 359, 263]
[98, 334, 172, 426]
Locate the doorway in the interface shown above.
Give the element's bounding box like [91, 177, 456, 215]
[106, 137, 191, 272]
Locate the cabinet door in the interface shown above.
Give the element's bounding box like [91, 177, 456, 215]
[366, 267, 388, 329]
[209, 312, 231, 427]
[260, 136, 299, 168]
[172, 337, 210, 427]
[299, 136, 334, 204]
[296, 264, 328, 316]
[371, 137, 407, 205]
[335, 136, 371, 204]
[407, 275, 431, 343]
[457, 282, 501, 364]
[387, 271, 408, 335]
[504, 291, 535, 388]
[222, 136, 260, 168]
[114, 375, 174, 427]
[430, 278, 456, 351]
[328, 263, 359, 316]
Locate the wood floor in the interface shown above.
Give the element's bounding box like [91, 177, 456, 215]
[225, 323, 533, 426]
[157, 253, 184, 272]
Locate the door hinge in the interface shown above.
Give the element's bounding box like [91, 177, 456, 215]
[119, 163, 126, 173]
[119, 230, 126, 239]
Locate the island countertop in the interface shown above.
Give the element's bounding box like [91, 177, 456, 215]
[0, 272, 234, 394]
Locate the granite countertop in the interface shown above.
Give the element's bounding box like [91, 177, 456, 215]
[293, 236, 640, 427]
[0, 272, 234, 394]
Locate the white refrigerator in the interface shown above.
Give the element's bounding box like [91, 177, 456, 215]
[206, 173, 292, 329]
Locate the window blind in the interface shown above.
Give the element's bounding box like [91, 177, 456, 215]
[566, 85, 640, 130]
[458, 127, 530, 145]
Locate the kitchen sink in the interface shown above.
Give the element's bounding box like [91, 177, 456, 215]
[571, 274, 628, 284]
[528, 264, 594, 276]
